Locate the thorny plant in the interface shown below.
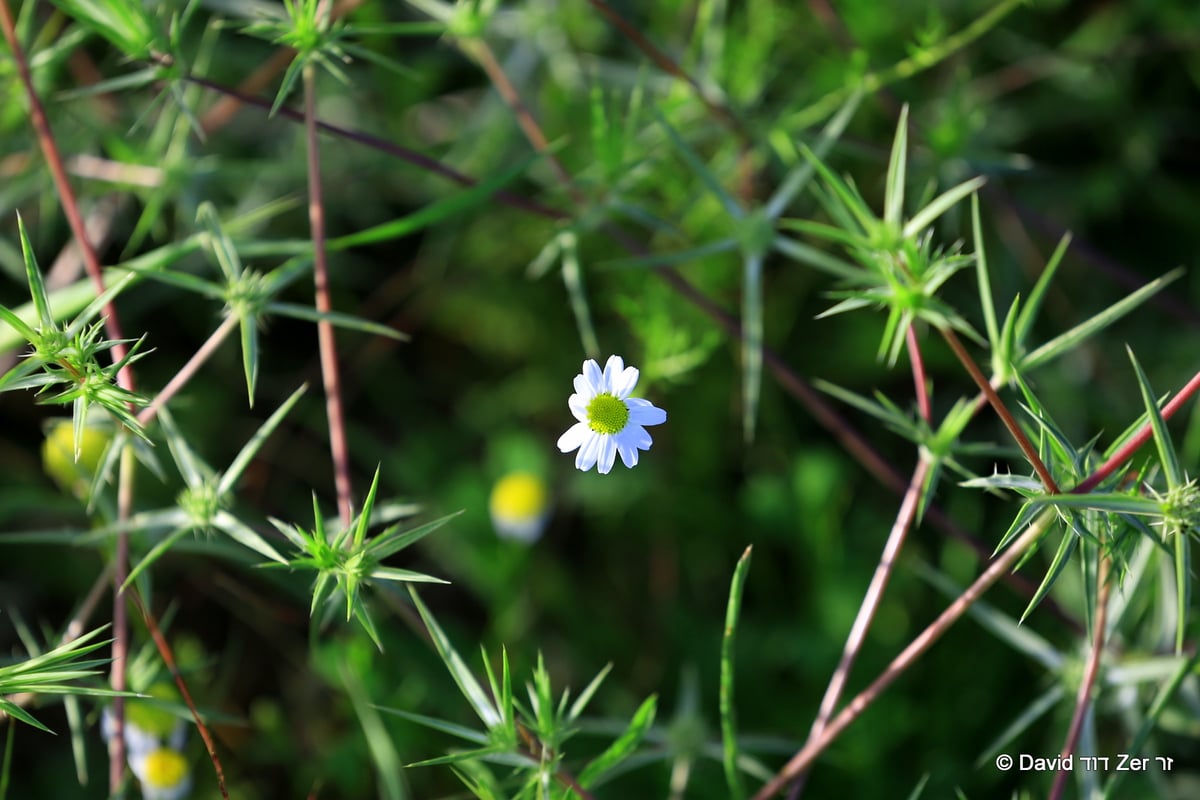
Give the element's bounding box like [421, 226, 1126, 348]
[1, 1, 1198, 799]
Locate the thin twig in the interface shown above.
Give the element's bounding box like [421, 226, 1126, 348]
[940, 327, 1060, 493]
[751, 509, 1056, 799]
[302, 58, 354, 526]
[1048, 555, 1111, 800]
[789, 455, 933, 799]
[137, 314, 241, 426]
[173, 68, 563, 220]
[129, 590, 229, 799]
[0, 11, 141, 792]
[907, 325, 932, 423]
[982, 184, 1200, 328]
[788, 317, 935, 800]
[466, 41, 576, 190]
[0, 2, 134, 392]
[110, 445, 136, 792]
[1075, 369, 1200, 494]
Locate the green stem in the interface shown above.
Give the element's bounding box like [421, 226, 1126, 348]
[787, 0, 1027, 130]
[721, 546, 754, 800]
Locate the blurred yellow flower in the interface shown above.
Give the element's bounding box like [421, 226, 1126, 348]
[41, 419, 112, 498]
[130, 746, 192, 800]
[488, 472, 550, 543]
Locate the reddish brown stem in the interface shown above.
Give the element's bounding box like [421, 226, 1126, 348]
[0, 1, 134, 392]
[130, 589, 229, 799]
[302, 62, 354, 526]
[1048, 556, 1111, 800]
[940, 327, 1060, 493]
[1075, 369, 1200, 494]
[907, 324, 932, 423]
[0, 11, 139, 791]
[137, 314, 240, 426]
[791, 455, 933, 798]
[109, 446, 136, 791]
[752, 509, 1055, 799]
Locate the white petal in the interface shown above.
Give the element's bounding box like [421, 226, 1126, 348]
[616, 434, 639, 468]
[601, 355, 624, 392]
[583, 359, 604, 394]
[573, 374, 592, 399]
[597, 435, 618, 474]
[625, 424, 653, 450]
[557, 423, 589, 453]
[612, 365, 640, 398]
[568, 393, 588, 422]
[575, 431, 601, 471]
[626, 398, 667, 426]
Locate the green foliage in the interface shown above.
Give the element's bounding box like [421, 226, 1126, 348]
[0, 625, 126, 733]
[267, 469, 455, 650]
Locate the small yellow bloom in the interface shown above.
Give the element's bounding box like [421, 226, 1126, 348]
[488, 472, 551, 543]
[41, 419, 111, 498]
[130, 746, 192, 800]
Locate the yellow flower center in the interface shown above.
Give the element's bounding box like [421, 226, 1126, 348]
[586, 393, 629, 435]
[143, 748, 189, 788]
[490, 473, 548, 521]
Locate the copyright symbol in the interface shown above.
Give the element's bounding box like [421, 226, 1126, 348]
[996, 754, 1013, 771]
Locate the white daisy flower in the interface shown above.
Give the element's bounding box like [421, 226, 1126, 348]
[101, 683, 188, 757]
[489, 471, 552, 542]
[102, 706, 159, 760]
[129, 746, 192, 800]
[557, 355, 667, 474]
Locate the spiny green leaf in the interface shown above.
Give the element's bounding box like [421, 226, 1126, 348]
[1127, 347, 1182, 488]
[902, 176, 986, 240]
[884, 105, 910, 227]
[1020, 524, 1078, 623]
[409, 587, 501, 729]
[720, 546, 753, 800]
[1021, 269, 1183, 372]
[578, 694, 657, 789]
[16, 213, 53, 331]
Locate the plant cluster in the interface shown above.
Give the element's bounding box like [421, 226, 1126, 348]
[1, 1, 1198, 799]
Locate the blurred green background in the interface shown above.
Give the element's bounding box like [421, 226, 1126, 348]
[2, 0, 1200, 797]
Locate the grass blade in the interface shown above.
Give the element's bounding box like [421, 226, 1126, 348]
[721, 545, 753, 800]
